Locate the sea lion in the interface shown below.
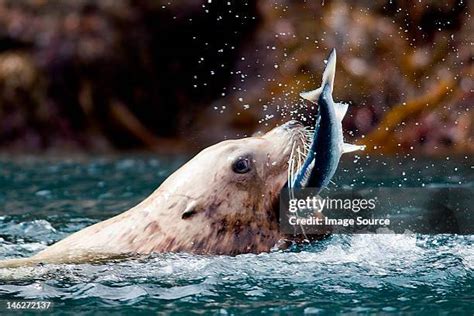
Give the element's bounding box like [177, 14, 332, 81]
[0, 49, 365, 268]
[0, 120, 308, 267]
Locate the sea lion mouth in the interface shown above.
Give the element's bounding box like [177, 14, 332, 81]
[265, 121, 313, 221]
[287, 123, 313, 187]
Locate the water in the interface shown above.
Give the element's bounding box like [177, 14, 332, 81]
[0, 155, 472, 315]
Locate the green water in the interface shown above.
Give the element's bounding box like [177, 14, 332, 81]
[0, 155, 472, 315]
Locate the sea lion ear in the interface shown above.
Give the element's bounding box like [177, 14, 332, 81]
[181, 201, 199, 220]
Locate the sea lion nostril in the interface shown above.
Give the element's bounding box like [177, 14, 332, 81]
[285, 120, 302, 129]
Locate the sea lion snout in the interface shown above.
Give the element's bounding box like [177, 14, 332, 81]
[282, 120, 303, 130]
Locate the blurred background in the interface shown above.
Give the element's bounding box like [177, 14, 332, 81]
[0, 0, 471, 155]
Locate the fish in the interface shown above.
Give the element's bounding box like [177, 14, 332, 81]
[289, 49, 365, 193]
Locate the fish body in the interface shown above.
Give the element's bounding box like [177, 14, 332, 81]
[291, 49, 364, 193]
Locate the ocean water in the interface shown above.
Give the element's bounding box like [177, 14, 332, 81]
[0, 155, 472, 315]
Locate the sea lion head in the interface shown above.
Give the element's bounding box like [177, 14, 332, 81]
[148, 120, 307, 254]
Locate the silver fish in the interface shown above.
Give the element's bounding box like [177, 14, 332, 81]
[290, 49, 365, 193]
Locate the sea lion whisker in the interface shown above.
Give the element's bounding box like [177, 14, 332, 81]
[287, 128, 312, 190]
[288, 140, 298, 187]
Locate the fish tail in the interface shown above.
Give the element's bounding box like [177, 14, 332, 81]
[300, 48, 336, 103]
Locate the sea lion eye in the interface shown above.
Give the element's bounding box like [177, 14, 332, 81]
[232, 157, 251, 174]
